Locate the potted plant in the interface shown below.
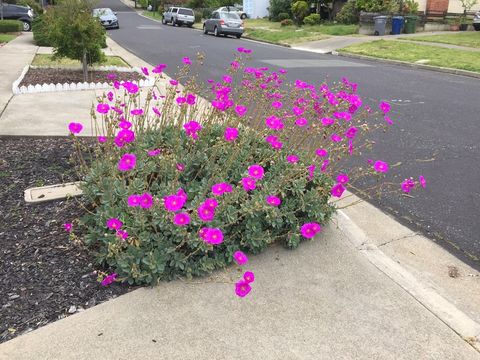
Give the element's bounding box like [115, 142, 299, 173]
[448, 17, 461, 31]
[459, 16, 469, 30]
[458, 0, 478, 30]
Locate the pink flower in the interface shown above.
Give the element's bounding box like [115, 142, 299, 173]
[233, 250, 248, 265]
[203, 198, 218, 210]
[373, 160, 389, 173]
[241, 177, 256, 191]
[118, 153, 137, 172]
[300, 222, 322, 239]
[186, 93, 196, 105]
[122, 82, 139, 94]
[176, 97, 186, 105]
[130, 109, 144, 116]
[114, 129, 135, 147]
[176, 163, 185, 172]
[139, 193, 153, 209]
[107, 91, 114, 102]
[224, 127, 239, 142]
[344, 126, 358, 139]
[152, 63, 167, 73]
[331, 134, 343, 143]
[287, 155, 299, 163]
[64, 223, 72, 232]
[198, 204, 215, 222]
[107, 73, 116, 80]
[212, 183, 232, 196]
[200, 227, 224, 245]
[182, 57, 192, 65]
[248, 164, 264, 179]
[106, 218, 123, 230]
[223, 75, 232, 83]
[101, 273, 117, 287]
[331, 183, 346, 198]
[173, 212, 191, 226]
[243, 271, 255, 283]
[295, 118, 308, 127]
[321, 159, 330, 172]
[235, 280, 251, 297]
[379, 101, 391, 114]
[116, 230, 128, 240]
[128, 194, 140, 207]
[271, 141, 283, 150]
[271, 101, 283, 109]
[98, 136, 107, 143]
[141, 67, 149, 76]
[169, 79, 178, 86]
[419, 175, 426, 188]
[235, 105, 248, 117]
[177, 188, 188, 202]
[266, 195, 281, 207]
[164, 194, 186, 212]
[321, 117, 335, 126]
[265, 135, 278, 144]
[315, 148, 328, 157]
[336, 173, 349, 184]
[308, 164, 316, 180]
[183, 120, 202, 139]
[265, 115, 284, 130]
[384, 115, 393, 125]
[119, 120, 132, 129]
[231, 60, 240, 69]
[68, 122, 83, 134]
[148, 149, 161, 156]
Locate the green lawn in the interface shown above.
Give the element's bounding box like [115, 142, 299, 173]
[32, 54, 129, 67]
[340, 40, 480, 73]
[399, 32, 480, 48]
[244, 19, 358, 45]
[0, 34, 17, 44]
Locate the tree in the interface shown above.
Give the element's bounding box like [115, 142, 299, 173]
[291, 0, 309, 24]
[47, 0, 106, 81]
[269, 0, 293, 20]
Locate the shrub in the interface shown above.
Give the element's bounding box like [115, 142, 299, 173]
[32, 15, 52, 46]
[291, 1, 309, 24]
[0, 20, 23, 33]
[304, 13, 321, 25]
[277, 12, 290, 21]
[269, 0, 292, 21]
[280, 18, 294, 26]
[69, 52, 426, 291]
[194, 10, 203, 23]
[335, 0, 359, 24]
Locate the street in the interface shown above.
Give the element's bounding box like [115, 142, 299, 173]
[102, 0, 480, 267]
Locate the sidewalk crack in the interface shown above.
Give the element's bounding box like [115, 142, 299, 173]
[377, 232, 420, 247]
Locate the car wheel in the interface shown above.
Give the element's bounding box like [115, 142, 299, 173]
[214, 26, 220, 37]
[203, 25, 208, 34]
[172, 19, 177, 26]
[474, 24, 480, 31]
[162, 17, 166, 25]
[22, 21, 31, 32]
[236, 34, 242, 39]
[240, 13, 247, 19]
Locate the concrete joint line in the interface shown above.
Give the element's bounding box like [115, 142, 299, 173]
[377, 232, 420, 247]
[337, 210, 480, 352]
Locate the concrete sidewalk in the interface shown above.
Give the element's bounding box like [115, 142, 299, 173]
[0, 218, 479, 359]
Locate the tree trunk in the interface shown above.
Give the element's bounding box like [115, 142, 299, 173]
[82, 49, 88, 82]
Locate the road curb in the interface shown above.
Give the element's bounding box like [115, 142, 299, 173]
[336, 51, 480, 79]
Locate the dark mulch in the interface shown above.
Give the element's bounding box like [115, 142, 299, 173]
[19, 68, 145, 87]
[0, 137, 132, 344]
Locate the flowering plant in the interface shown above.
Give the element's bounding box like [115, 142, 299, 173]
[69, 49, 425, 294]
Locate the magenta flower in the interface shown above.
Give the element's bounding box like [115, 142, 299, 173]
[315, 148, 328, 157]
[243, 271, 255, 283]
[248, 164, 264, 179]
[212, 183, 233, 196]
[265, 115, 284, 131]
[183, 120, 202, 139]
[114, 129, 135, 148]
[287, 155, 299, 163]
[101, 273, 117, 287]
[235, 105, 248, 117]
[141, 67, 149, 76]
[379, 101, 391, 114]
[176, 163, 185, 172]
[224, 127, 239, 142]
[176, 97, 186, 105]
[186, 93, 196, 105]
[292, 106, 304, 116]
[308, 164, 316, 180]
[173, 212, 191, 226]
[295, 118, 308, 127]
[118, 153, 137, 172]
[321, 117, 335, 126]
[107, 91, 114, 102]
[233, 250, 248, 265]
[200, 227, 224, 245]
[419, 175, 426, 188]
[152, 63, 167, 73]
[336, 173, 349, 184]
[321, 159, 330, 173]
[373, 160, 389, 173]
[139, 193, 153, 209]
[169, 79, 179, 86]
[182, 57, 192, 65]
[116, 229, 128, 240]
[64, 223, 72, 232]
[198, 204, 215, 222]
[241, 177, 256, 192]
[265, 135, 278, 144]
[203, 198, 218, 210]
[344, 126, 358, 139]
[147, 149, 161, 156]
[119, 120, 132, 129]
[107, 73, 116, 80]
[177, 188, 188, 202]
[68, 122, 83, 134]
[164, 194, 186, 212]
[235, 280, 252, 297]
[384, 115, 393, 125]
[271, 101, 283, 109]
[127, 194, 140, 207]
[331, 183, 346, 198]
[231, 60, 240, 69]
[300, 222, 322, 239]
[98, 136, 107, 143]
[222, 75, 232, 83]
[130, 109, 144, 116]
[331, 134, 343, 143]
[106, 218, 123, 230]
[266, 195, 281, 207]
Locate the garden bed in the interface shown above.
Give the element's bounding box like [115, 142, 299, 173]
[0, 137, 133, 344]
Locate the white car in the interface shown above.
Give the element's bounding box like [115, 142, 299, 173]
[217, 6, 248, 19]
[162, 7, 195, 27]
[473, 11, 480, 31]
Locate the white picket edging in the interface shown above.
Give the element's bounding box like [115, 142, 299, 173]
[12, 66, 154, 95]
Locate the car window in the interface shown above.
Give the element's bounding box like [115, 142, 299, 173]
[171, 8, 178, 13]
[166, 8, 171, 12]
[220, 12, 240, 19]
[178, 9, 193, 16]
[212, 12, 219, 19]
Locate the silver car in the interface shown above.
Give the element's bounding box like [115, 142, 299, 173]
[203, 11, 244, 38]
[217, 6, 248, 19]
[474, 11, 480, 31]
[162, 7, 195, 27]
[93, 8, 119, 29]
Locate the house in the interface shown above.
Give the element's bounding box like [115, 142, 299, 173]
[419, 0, 480, 14]
[243, 0, 269, 19]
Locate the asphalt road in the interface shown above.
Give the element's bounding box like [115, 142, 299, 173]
[102, 0, 480, 267]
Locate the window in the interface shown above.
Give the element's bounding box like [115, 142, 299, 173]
[178, 8, 193, 16]
[171, 8, 178, 13]
[212, 12, 219, 19]
[220, 12, 240, 19]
